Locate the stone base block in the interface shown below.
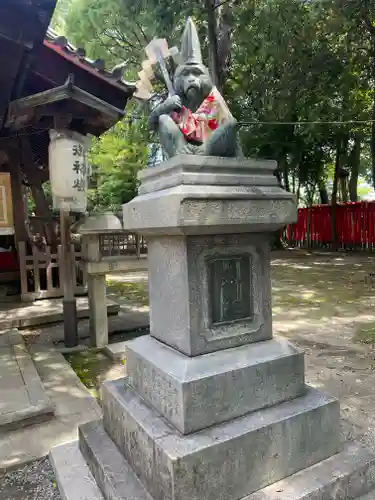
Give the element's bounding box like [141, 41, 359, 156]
[358, 493, 375, 499]
[101, 379, 340, 500]
[53, 433, 375, 500]
[122, 155, 297, 236]
[137, 155, 280, 195]
[147, 233, 274, 356]
[50, 440, 104, 500]
[246, 440, 375, 500]
[127, 335, 305, 433]
[79, 420, 151, 500]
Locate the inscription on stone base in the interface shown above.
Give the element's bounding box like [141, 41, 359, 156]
[208, 254, 252, 325]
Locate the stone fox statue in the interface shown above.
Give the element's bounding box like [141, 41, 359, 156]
[148, 17, 242, 158]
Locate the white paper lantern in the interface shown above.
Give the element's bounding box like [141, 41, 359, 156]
[49, 129, 91, 212]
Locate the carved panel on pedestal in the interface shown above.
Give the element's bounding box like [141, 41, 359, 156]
[208, 255, 252, 325]
[189, 234, 268, 352]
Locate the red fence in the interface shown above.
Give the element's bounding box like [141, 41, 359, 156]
[287, 201, 375, 250]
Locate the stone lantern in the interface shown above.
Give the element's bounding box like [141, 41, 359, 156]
[74, 212, 122, 347]
[49, 129, 90, 347]
[49, 129, 90, 213]
[75, 212, 147, 347]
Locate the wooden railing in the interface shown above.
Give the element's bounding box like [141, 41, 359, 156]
[98, 233, 147, 258]
[18, 242, 87, 302]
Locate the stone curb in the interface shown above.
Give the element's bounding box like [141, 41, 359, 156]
[50, 440, 104, 500]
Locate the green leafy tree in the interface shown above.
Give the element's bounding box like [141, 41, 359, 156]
[61, 0, 375, 215]
[65, 0, 157, 74]
[65, 0, 235, 90]
[327, 0, 375, 188]
[229, 0, 372, 200]
[88, 115, 149, 212]
[51, 0, 73, 34]
[63, 0, 239, 211]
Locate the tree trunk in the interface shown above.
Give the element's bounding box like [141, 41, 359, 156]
[282, 168, 290, 192]
[292, 170, 296, 194]
[29, 183, 57, 249]
[272, 229, 286, 250]
[205, 0, 220, 90]
[216, 4, 233, 91]
[296, 181, 301, 205]
[370, 37, 375, 190]
[274, 168, 282, 187]
[19, 138, 57, 249]
[278, 152, 290, 191]
[360, 7, 375, 186]
[331, 150, 339, 250]
[306, 206, 312, 252]
[30, 184, 49, 216]
[318, 180, 329, 204]
[331, 136, 348, 250]
[272, 154, 289, 250]
[340, 176, 349, 203]
[349, 133, 362, 202]
[372, 83, 375, 191]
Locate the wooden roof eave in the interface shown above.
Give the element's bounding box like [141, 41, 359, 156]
[5, 82, 125, 135]
[0, 0, 57, 133]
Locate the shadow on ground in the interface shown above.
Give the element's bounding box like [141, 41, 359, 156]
[270, 252, 375, 349]
[105, 251, 375, 349]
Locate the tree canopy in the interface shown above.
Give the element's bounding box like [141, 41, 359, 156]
[56, 0, 375, 212]
[87, 108, 149, 212]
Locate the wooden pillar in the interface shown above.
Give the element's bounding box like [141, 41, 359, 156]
[60, 208, 78, 347]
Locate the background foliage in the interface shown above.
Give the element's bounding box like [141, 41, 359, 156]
[52, 0, 375, 216]
[87, 110, 149, 212]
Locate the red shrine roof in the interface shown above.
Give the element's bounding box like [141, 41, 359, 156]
[44, 28, 136, 94]
[0, 0, 139, 177]
[0, 0, 136, 135]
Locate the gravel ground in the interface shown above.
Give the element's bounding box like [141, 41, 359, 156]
[0, 458, 60, 500]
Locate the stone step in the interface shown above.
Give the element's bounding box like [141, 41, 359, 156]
[0, 297, 119, 330]
[246, 440, 375, 500]
[101, 379, 340, 500]
[50, 440, 104, 500]
[126, 335, 305, 434]
[51, 434, 375, 500]
[0, 332, 54, 433]
[79, 419, 153, 500]
[357, 492, 375, 499]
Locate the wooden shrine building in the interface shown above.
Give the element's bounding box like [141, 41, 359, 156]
[0, 0, 135, 300]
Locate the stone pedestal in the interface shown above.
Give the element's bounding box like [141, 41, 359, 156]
[87, 274, 108, 347]
[51, 156, 375, 500]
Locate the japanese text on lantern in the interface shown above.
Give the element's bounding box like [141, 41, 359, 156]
[71, 143, 86, 192]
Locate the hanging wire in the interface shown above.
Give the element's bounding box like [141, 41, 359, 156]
[0, 117, 373, 142]
[238, 119, 375, 126]
[122, 115, 375, 126]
